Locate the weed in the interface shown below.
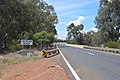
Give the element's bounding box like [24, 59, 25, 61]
[0, 69, 2, 78]
[15, 73, 22, 76]
[32, 56, 40, 62]
[2, 58, 21, 65]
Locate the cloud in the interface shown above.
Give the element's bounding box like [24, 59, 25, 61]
[68, 16, 85, 26]
[45, 0, 99, 39]
[91, 28, 98, 32]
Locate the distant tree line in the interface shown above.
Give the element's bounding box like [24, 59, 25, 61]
[0, 0, 58, 53]
[56, 39, 67, 42]
[66, 0, 120, 48]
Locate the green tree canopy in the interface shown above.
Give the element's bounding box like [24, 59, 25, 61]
[0, 0, 58, 52]
[95, 0, 120, 43]
[33, 31, 54, 48]
[66, 23, 84, 44]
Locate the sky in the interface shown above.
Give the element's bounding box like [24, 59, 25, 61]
[44, 0, 99, 40]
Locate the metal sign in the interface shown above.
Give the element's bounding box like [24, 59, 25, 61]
[41, 50, 47, 57]
[21, 40, 33, 45]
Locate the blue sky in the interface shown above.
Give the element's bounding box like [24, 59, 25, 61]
[44, 0, 99, 40]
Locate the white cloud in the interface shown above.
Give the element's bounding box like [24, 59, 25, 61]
[91, 28, 98, 32]
[68, 16, 85, 26]
[45, 0, 99, 39]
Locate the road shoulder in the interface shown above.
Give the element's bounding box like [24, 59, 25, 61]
[0, 54, 69, 80]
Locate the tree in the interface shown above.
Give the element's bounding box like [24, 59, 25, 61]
[0, 0, 58, 53]
[83, 31, 94, 46]
[83, 31, 101, 46]
[0, 0, 31, 51]
[95, 0, 120, 44]
[33, 31, 54, 49]
[66, 23, 84, 44]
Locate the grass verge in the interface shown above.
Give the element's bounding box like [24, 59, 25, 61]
[2, 58, 21, 66]
[32, 56, 41, 62]
[15, 73, 22, 76]
[0, 69, 2, 78]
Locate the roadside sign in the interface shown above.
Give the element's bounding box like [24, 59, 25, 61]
[21, 40, 33, 45]
[41, 50, 47, 57]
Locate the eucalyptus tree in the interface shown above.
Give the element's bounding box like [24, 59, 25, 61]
[0, 0, 58, 52]
[66, 23, 84, 44]
[23, 0, 58, 34]
[95, 0, 120, 44]
[0, 0, 31, 51]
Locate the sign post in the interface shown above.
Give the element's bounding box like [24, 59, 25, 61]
[21, 40, 33, 55]
[21, 40, 33, 46]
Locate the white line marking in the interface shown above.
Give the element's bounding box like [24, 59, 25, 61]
[88, 52, 95, 56]
[57, 47, 81, 80]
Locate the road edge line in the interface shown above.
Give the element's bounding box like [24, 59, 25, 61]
[57, 47, 81, 80]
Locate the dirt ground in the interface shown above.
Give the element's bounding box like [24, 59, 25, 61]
[0, 54, 69, 80]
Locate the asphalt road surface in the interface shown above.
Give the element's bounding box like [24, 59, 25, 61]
[57, 44, 120, 80]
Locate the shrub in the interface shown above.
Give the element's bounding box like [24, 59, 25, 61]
[67, 40, 75, 44]
[8, 40, 21, 52]
[117, 45, 120, 49]
[32, 56, 40, 62]
[9, 44, 21, 52]
[104, 41, 120, 48]
[0, 69, 2, 78]
[15, 73, 22, 76]
[2, 58, 21, 65]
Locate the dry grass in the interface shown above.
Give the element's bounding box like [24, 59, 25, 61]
[15, 73, 22, 76]
[31, 56, 41, 62]
[0, 69, 2, 78]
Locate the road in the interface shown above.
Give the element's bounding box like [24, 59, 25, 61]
[57, 44, 120, 80]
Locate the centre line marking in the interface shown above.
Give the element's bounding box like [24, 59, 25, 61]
[88, 52, 95, 56]
[57, 46, 81, 80]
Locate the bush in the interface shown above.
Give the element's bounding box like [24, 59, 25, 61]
[3, 58, 21, 65]
[116, 41, 120, 49]
[0, 69, 2, 78]
[104, 41, 120, 48]
[8, 39, 21, 52]
[32, 56, 40, 62]
[67, 40, 75, 44]
[9, 44, 21, 52]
